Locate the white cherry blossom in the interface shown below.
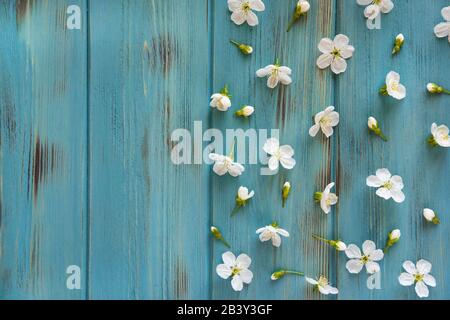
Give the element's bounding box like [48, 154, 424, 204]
[228, 0, 265, 26]
[434, 6, 450, 43]
[256, 223, 290, 248]
[263, 138, 296, 171]
[316, 34, 355, 74]
[399, 259, 436, 298]
[345, 240, 384, 274]
[216, 251, 253, 291]
[357, 0, 394, 20]
[366, 168, 405, 203]
[309, 106, 340, 138]
[256, 62, 292, 89]
[305, 276, 338, 295]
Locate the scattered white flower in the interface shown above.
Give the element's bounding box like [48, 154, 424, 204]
[384, 229, 401, 253]
[427, 83, 450, 95]
[216, 251, 253, 291]
[211, 226, 231, 248]
[282, 181, 291, 208]
[428, 123, 450, 148]
[232, 186, 254, 215]
[357, 0, 394, 20]
[210, 85, 232, 111]
[209, 153, 245, 177]
[227, 0, 265, 26]
[286, 0, 311, 32]
[313, 234, 347, 251]
[345, 240, 384, 274]
[309, 106, 340, 138]
[263, 138, 296, 171]
[380, 71, 406, 100]
[256, 60, 292, 89]
[434, 6, 450, 43]
[235, 105, 255, 117]
[305, 276, 339, 295]
[366, 168, 405, 203]
[271, 269, 304, 280]
[314, 182, 338, 214]
[256, 222, 290, 248]
[392, 33, 405, 55]
[230, 39, 253, 55]
[368, 116, 388, 141]
[423, 208, 440, 225]
[399, 259, 436, 298]
[316, 34, 355, 74]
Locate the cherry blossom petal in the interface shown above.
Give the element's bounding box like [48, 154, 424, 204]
[231, 275, 244, 291]
[330, 56, 347, 74]
[272, 233, 282, 247]
[403, 260, 417, 274]
[398, 272, 415, 286]
[366, 175, 383, 187]
[256, 65, 274, 77]
[309, 124, 321, 137]
[246, 11, 259, 26]
[415, 281, 429, 298]
[365, 261, 380, 274]
[267, 75, 279, 88]
[416, 259, 432, 274]
[318, 38, 333, 53]
[369, 249, 384, 262]
[364, 4, 380, 20]
[376, 187, 392, 200]
[317, 53, 333, 69]
[376, 168, 392, 181]
[345, 244, 362, 259]
[442, 6, 450, 21]
[216, 264, 232, 279]
[222, 251, 236, 267]
[380, 0, 394, 13]
[391, 190, 405, 203]
[249, 0, 265, 11]
[239, 269, 253, 284]
[263, 138, 279, 155]
[423, 274, 436, 287]
[346, 259, 364, 274]
[236, 253, 252, 269]
[268, 156, 279, 171]
[231, 10, 246, 25]
[362, 240, 376, 256]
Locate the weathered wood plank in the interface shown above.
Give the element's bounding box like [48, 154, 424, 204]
[88, 0, 210, 299]
[336, 0, 450, 299]
[210, 0, 337, 299]
[0, 0, 88, 299]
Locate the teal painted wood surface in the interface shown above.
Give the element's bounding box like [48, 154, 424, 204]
[0, 0, 449, 300]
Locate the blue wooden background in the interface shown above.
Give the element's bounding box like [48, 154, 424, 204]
[0, 0, 449, 300]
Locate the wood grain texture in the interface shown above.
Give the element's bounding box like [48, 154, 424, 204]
[210, 0, 337, 300]
[0, 0, 88, 299]
[88, 0, 210, 299]
[336, 0, 450, 300]
[0, 0, 449, 300]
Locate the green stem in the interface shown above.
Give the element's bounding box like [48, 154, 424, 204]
[220, 238, 231, 248]
[443, 89, 450, 95]
[282, 198, 286, 208]
[312, 234, 330, 244]
[378, 132, 389, 142]
[230, 204, 241, 216]
[284, 270, 304, 277]
[229, 39, 240, 47]
[286, 16, 297, 32]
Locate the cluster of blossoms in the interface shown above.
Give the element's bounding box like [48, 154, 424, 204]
[209, 1, 446, 298]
